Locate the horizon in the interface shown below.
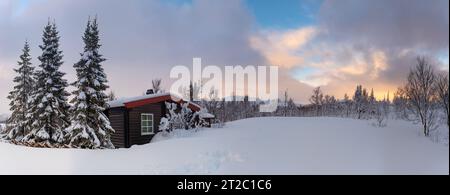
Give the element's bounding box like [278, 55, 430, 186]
[0, 0, 448, 114]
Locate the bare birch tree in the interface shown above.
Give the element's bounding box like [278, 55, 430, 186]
[404, 57, 437, 136]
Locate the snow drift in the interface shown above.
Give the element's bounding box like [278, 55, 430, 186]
[0, 117, 448, 175]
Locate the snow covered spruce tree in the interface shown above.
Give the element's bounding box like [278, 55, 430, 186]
[23, 22, 71, 145]
[65, 18, 114, 149]
[353, 85, 368, 119]
[4, 41, 35, 141]
[368, 89, 377, 117]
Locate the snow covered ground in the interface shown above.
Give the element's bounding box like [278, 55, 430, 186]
[0, 123, 5, 132]
[0, 114, 8, 123]
[0, 117, 448, 175]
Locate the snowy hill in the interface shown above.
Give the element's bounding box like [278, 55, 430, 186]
[0, 117, 448, 175]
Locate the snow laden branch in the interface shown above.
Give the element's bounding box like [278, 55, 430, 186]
[159, 102, 209, 133]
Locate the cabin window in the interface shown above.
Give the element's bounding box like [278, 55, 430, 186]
[141, 113, 154, 135]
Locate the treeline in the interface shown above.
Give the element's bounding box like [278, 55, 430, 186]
[199, 57, 449, 138]
[200, 85, 391, 126]
[0, 18, 115, 149]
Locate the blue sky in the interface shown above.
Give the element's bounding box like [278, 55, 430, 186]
[245, 0, 322, 29]
[155, 0, 323, 29]
[12, 0, 29, 17]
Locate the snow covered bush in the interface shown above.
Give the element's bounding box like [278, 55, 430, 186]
[211, 119, 225, 128]
[0, 123, 6, 137]
[158, 117, 170, 132]
[159, 102, 209, 133]
[151, 128, 202, 143]
[371, 101, 390, 128]
[372, 109, 388, 128]
[159, 102, 181, 132]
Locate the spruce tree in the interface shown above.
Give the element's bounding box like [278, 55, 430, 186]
[368, 88, 376, 116]
[23, 21, 70, 145]
[353, 85, 366, 119]
[5, 41, 35, 141]
[65, 18, 114, 149]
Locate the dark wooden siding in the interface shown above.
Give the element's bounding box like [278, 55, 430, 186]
[128, 102, 164, 146]
[107, 107, 126, 148]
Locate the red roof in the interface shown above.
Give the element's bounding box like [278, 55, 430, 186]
[108, 93, 201, 111]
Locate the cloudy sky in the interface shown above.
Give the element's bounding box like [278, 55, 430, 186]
[0, 0, 448, 113]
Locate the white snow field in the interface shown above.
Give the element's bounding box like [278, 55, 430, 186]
[0, 117, 448, 175]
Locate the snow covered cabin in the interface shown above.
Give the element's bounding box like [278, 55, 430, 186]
[105, 92, 214, 148]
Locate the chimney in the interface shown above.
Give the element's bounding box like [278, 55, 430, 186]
[146, 89, 154, 95]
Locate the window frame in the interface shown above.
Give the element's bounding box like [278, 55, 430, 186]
[140, 113, 154, 136]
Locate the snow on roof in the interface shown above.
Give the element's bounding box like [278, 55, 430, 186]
[107, 92, 172, 108]
[107, 92, 203, 109]
[199, 112, 215, 119]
